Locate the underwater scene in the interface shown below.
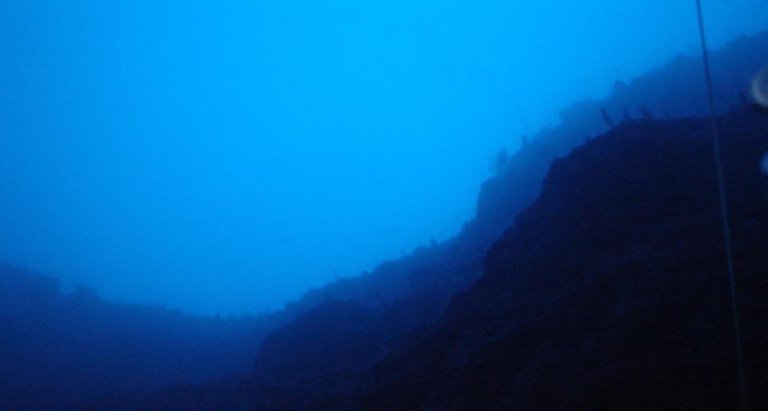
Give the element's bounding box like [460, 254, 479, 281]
[1, 1, 768, 410]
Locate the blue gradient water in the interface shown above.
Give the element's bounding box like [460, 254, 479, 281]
[1, 1, 767, 315]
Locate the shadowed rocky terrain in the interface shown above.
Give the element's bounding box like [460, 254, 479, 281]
[2, 30, 767, 411]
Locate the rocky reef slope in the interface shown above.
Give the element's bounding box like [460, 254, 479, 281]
[113, 31, 768, 410]
[361, 108, 768, 410]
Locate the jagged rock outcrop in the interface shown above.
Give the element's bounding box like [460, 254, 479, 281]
[239, 31, 768, 410]
[360, 108, 768, 410]
[69, 30, 768, 411]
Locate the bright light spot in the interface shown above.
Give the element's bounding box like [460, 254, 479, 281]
[752, 67, 768, 108]
[762, 152, 768, 175]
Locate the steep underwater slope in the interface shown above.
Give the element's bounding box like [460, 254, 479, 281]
[361, 108, 768, 410]
[470, 30, 768, 243]
[257, 30, 768, 345]
[0, 265, 275, 411]
[232, 31, 768, 410]
[282, 29, 768, 333]
[37, 30, 764, 411]
[112, 30, 768, 411]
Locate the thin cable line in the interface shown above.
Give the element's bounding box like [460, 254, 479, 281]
[694, 1, 747, 409]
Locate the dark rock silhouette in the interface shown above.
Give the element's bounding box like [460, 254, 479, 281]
[0, 265, 274, 411]
[3, 29, 768, 411]
[360, 109, 768, 410]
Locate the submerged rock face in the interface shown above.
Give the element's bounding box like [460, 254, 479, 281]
[360, 109, 768, 410]
[109, 110, 768, 410]
[105, 111, 768, 411]
[0, 265, 270, 411]
[79, 31, 768, 409]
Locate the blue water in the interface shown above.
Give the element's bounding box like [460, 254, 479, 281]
[2, 1, 767, 315]
[1, 2, 768, 409]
